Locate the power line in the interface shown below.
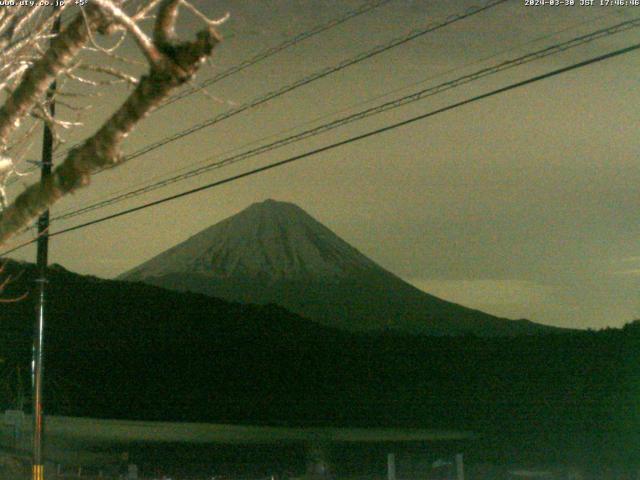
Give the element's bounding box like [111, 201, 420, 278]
[118, 0, 508, 164]
[50, 15, 640, 223]
[50, 7, 629, 219]
[17, 0, 504, 185]
[7, 0, 396, 182]
[156, 0, 396, 111]
[2, 40, 638, 257]
[34, 5, 633, 222]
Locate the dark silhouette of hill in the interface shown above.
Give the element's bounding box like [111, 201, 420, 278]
[120, 200, 564, 336]
[0, 260, 638, 466]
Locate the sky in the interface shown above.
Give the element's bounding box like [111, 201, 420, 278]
[4, 0, 639, 329]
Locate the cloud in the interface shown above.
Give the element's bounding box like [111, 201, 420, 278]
[408, 279, 555, 309]
[618, 256, 640, 263]
[610, 257, 640, 275]
[613, 269, 640, 276]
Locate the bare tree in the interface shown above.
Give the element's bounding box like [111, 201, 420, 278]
[0, 259, 27, 302]
[0, 1, 225, 247]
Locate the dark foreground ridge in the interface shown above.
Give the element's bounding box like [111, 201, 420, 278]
[0, 260, 638, 466]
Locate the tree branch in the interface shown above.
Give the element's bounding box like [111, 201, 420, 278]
[92, 0, 164, 66]
[0, 4, 222, 246]
[0, 4, 107, 150]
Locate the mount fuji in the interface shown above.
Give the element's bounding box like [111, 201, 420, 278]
[120, 199, 556, 336]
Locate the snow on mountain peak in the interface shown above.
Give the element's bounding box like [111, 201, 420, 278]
[122, 200, 382, 282]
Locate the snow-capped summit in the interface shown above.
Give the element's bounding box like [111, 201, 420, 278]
[121, 200, 555, 336]
[123, 199, 383, 282]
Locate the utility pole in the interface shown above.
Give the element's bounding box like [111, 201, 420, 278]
[32, 8, 61, 480]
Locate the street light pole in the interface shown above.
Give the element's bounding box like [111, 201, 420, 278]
[32, 8, 61, 480]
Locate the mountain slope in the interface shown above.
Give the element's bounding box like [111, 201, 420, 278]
[121, 199, 558, 336]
